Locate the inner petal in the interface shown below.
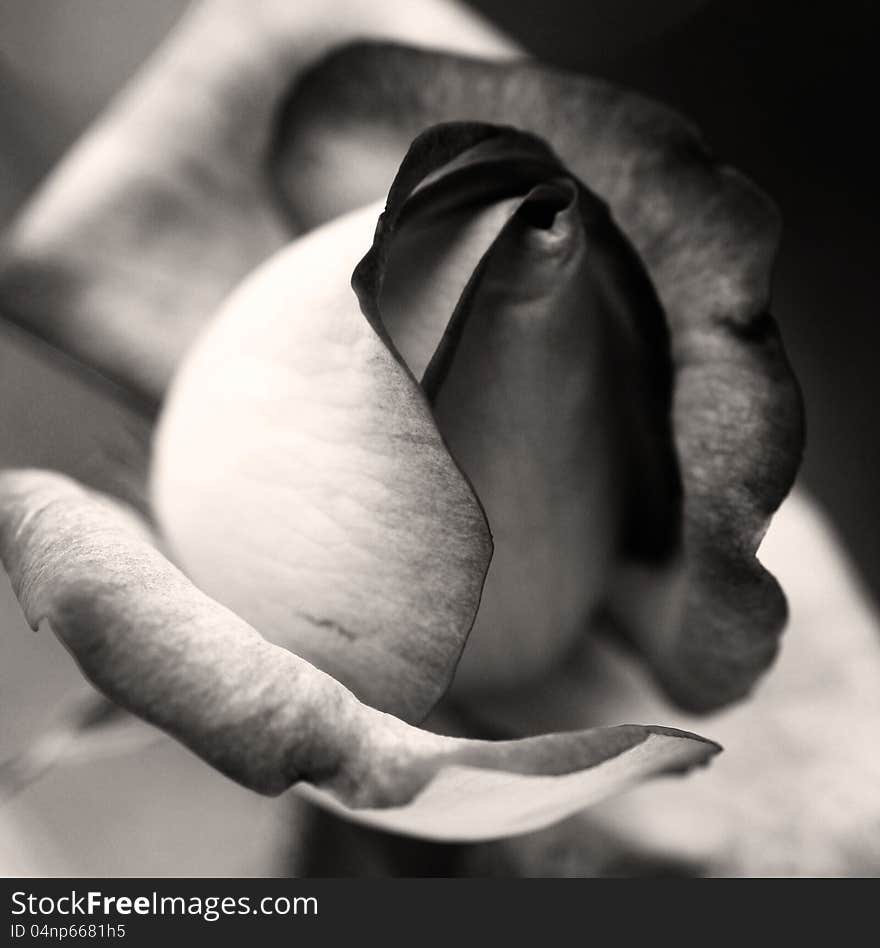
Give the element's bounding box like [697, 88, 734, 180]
[435, 186, 626, 689]
[368, 132, 680, 693]
[380, 196, 520, 379]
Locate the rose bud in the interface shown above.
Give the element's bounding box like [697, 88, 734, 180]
[0, 9, 803, 843]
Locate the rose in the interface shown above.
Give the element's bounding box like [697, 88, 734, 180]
[0, 0, 818, 861]
[0, 0, 725, 842]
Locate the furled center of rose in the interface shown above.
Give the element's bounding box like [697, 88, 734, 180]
[151, 124, 680, 713]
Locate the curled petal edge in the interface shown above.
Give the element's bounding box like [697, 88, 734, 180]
[0, 469, 718, 840]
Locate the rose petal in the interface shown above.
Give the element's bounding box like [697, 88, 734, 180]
[0, 468, 718, 841]
[355, 123, 680, 690]
[0, 0, 516, 404]
[151, 202, 491, 723]
[297, 726, 715, 842]
[279, 42, 804, 709]
[466, 490, 880, 874]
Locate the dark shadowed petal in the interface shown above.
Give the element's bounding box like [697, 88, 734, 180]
[0, 469, 718, 841]
[353, 123, 680, 691]
[279, 43, 804, 710]
[151, 202, 491, 723]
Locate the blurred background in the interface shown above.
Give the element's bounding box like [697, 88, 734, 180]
[0, 0, 876, 874]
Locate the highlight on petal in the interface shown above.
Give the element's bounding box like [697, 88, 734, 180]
[151, 201, 492, 724]
[0, 469, 718, 841]
[279, 42, 805, 709]
[298, 726, 715, 842]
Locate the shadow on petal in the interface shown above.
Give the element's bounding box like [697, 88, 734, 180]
[0, 468, 717, 841]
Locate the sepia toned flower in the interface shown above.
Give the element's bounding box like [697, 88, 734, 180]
[0, 1, 829, 866]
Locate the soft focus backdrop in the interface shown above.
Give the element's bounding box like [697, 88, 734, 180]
[0, 0, 876, 875]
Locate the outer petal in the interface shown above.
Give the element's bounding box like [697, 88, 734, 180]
[0, 0, 516, 404]
[279, 42, 805, 710]
[0, 469, 718, 842]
